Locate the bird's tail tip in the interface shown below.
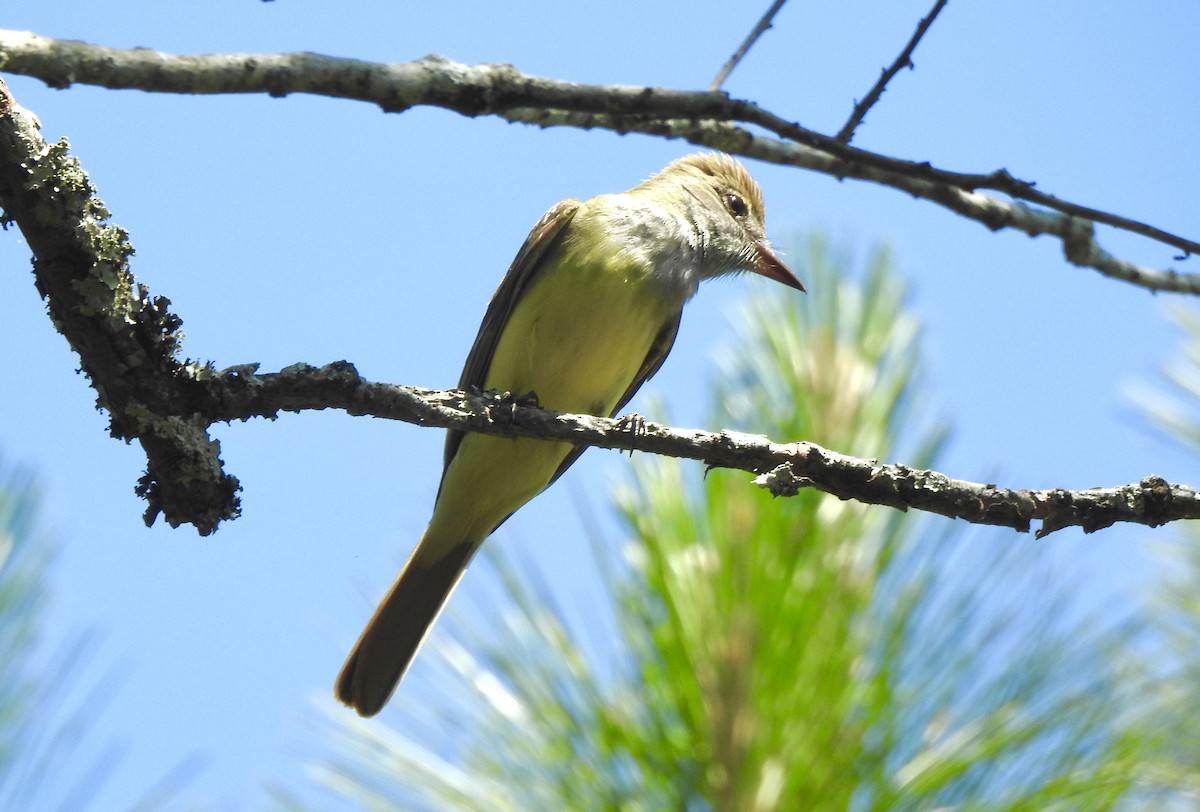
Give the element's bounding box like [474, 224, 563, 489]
[333, 539, 477, 717]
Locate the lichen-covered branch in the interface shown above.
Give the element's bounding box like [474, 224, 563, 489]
[0, 77, 237, 534]
[0, 30, 1195, 293]
[204, 361, 1200, 538]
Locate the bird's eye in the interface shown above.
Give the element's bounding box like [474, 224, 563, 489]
[725, 193, 749, 219]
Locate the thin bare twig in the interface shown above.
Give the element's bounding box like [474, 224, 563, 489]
[709, 0, 789, 91]
[0, 31, 1193, 291]
[837, 0, 950, 143]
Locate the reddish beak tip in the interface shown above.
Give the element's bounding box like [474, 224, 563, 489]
[754, 246, 806, 292]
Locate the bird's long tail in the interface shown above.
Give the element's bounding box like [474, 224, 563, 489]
[335, 531, 479, 717]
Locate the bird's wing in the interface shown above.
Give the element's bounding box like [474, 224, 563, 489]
[611, 311, 683, 417]
[442, 198, 581, 476]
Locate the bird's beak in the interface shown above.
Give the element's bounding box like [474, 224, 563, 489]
[753, 244, 806, 292]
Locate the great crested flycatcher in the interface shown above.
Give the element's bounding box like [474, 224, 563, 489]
[336, 153, 805, 716]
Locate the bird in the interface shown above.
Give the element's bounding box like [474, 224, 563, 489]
[336, 152, 805, 716]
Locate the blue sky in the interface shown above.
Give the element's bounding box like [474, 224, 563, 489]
[2, 2, 1197, 808]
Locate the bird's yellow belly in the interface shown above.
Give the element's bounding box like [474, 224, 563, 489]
[431, 264, 675, 542]
[485, 267, 670, 414]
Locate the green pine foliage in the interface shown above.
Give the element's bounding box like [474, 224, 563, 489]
[311, 236, 1160, 811]
[0, 463, 47, 796]
[1123, 302, 1200, 805]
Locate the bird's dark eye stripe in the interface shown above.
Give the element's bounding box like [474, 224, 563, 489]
[725, 193, 749, 218]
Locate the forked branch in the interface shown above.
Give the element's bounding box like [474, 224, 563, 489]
[0, 30, 1195, 293]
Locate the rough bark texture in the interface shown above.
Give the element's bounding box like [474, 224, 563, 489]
[0, 79, 238, 534]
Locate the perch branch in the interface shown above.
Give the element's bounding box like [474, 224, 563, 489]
[0, 30, 1195, 293]
[206, 361, 1200, 539]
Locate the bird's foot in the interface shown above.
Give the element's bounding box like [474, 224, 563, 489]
[485, 388, 540, 432]
[614, 412, 648, 456]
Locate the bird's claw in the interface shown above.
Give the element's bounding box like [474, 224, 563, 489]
[615, 412, 648, 456]
[486, 389, 539, 432]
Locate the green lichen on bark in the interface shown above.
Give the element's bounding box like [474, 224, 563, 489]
[1, 94, 237, 534]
